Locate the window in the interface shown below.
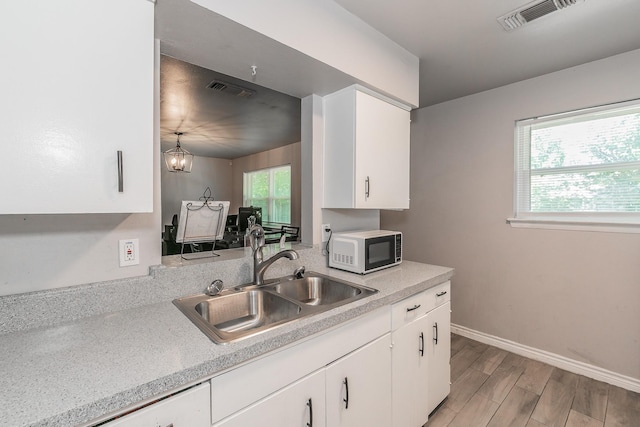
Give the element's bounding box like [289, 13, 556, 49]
[513, 99, 640, 230]
[243, 165, 291, 224]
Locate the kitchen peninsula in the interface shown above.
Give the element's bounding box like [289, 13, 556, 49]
[0, 246, 452, 427]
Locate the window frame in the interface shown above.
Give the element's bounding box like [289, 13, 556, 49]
[242, 164, 292, 225]
[510, 99, 640, 233]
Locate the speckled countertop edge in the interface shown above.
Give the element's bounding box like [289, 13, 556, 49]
[0, 249, 453, 427]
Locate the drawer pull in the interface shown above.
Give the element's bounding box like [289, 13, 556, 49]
[419, 332, 425, 357]
[343, 377, 349, 409]
[406, 304, 421, 312]
[436, 291, 447, 297]
[307, 398, 313, 427]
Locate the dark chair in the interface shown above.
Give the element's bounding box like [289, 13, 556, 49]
[226, 214, 238, 232]
[280, 225, 300, 242]
[238, 207, 262, 232]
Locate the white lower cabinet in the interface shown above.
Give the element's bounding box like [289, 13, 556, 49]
[97, 283, 451, 427]
[214, 369, 326, 427]
[326, 334, 392, 427]
[215, 334, 392, 427]
[102, 382, 210, 427]
[392, 311, 431, 427]
[391, 281, 451, 427]
[426, 302, 451, 413]
[210, 308, 392, 427]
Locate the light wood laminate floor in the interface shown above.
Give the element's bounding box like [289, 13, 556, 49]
[425, 334, 640, 427]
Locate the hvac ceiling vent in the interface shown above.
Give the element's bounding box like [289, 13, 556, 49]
[498, 0, 585, 31]
[206, 80, 256, 98]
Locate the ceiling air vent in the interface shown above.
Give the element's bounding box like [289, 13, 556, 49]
[206, 80, 256, 98]
[498, 0, 585, 31]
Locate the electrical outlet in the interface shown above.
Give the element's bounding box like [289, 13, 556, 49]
[119, 239, 139, 267]
[321, 223, 331, 243]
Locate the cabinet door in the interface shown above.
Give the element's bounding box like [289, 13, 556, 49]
[392, 314, 431, 427]
[323, 87, 410, 210]
[426, 301, 451, 413]
[354, 90, 410, 209]
[326, 334, 392, 427]
[215, 369, 326, 427]
[0, 0, 154, 214]
[103, 382, 210, 427]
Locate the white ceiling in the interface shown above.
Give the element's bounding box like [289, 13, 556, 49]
[333, 0, 640, 106]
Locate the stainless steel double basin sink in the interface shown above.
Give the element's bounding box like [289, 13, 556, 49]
[173, 272, 378, 344]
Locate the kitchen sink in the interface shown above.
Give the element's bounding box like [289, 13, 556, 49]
[173, 272, 378, 344]
[196, 290, 302, 333]
[264, 274, 374, 306]
[174, 290, 302, 343]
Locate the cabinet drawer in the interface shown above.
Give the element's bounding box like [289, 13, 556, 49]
[391, 281, 450, 330]
[102, 382, 210, 427]
[432, 281, 451, 308]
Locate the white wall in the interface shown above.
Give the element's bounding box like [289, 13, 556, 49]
[381, 49, 640, 381]
[161, 155, 233, 226]
[301, 95, 323, 245]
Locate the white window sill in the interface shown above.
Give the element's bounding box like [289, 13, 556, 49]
[506, 217, 640, 234]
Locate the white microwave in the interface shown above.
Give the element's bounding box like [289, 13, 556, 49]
[329, 230, 402, 274]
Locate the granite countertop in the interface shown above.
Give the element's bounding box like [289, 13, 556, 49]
[0, 251, 453, 427]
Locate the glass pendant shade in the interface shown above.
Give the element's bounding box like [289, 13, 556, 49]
[164, 132, 193, 173]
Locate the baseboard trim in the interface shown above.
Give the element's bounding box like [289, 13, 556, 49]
[451, 324, 640, 393]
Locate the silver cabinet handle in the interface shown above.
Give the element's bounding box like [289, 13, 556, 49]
[365, 176, 370, 199]
[419, 332, 425, 357]
[117, 150, 124, 193]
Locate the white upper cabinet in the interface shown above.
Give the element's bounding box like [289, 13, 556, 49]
[323, 86, 410, 209]
[0, 0, 154, 214]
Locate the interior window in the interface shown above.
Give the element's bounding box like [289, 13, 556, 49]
[513, 99, 640, 227]
[243, 165, 291, 224]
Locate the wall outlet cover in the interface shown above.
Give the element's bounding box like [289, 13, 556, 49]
[322, 224, 331, 242]
[119, 239, 139, 267]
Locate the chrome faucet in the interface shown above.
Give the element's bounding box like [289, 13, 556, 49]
[249, 224, 299, 286]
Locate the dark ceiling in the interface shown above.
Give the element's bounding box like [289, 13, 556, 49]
[160, 55, 301, 159]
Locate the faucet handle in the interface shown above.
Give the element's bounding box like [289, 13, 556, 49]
[205, 279, 224, 296]
[294, 266, 306, 279]
[248, 224, 265, 251]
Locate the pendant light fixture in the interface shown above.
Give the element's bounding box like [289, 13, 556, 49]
[163, 132, 193, 173]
